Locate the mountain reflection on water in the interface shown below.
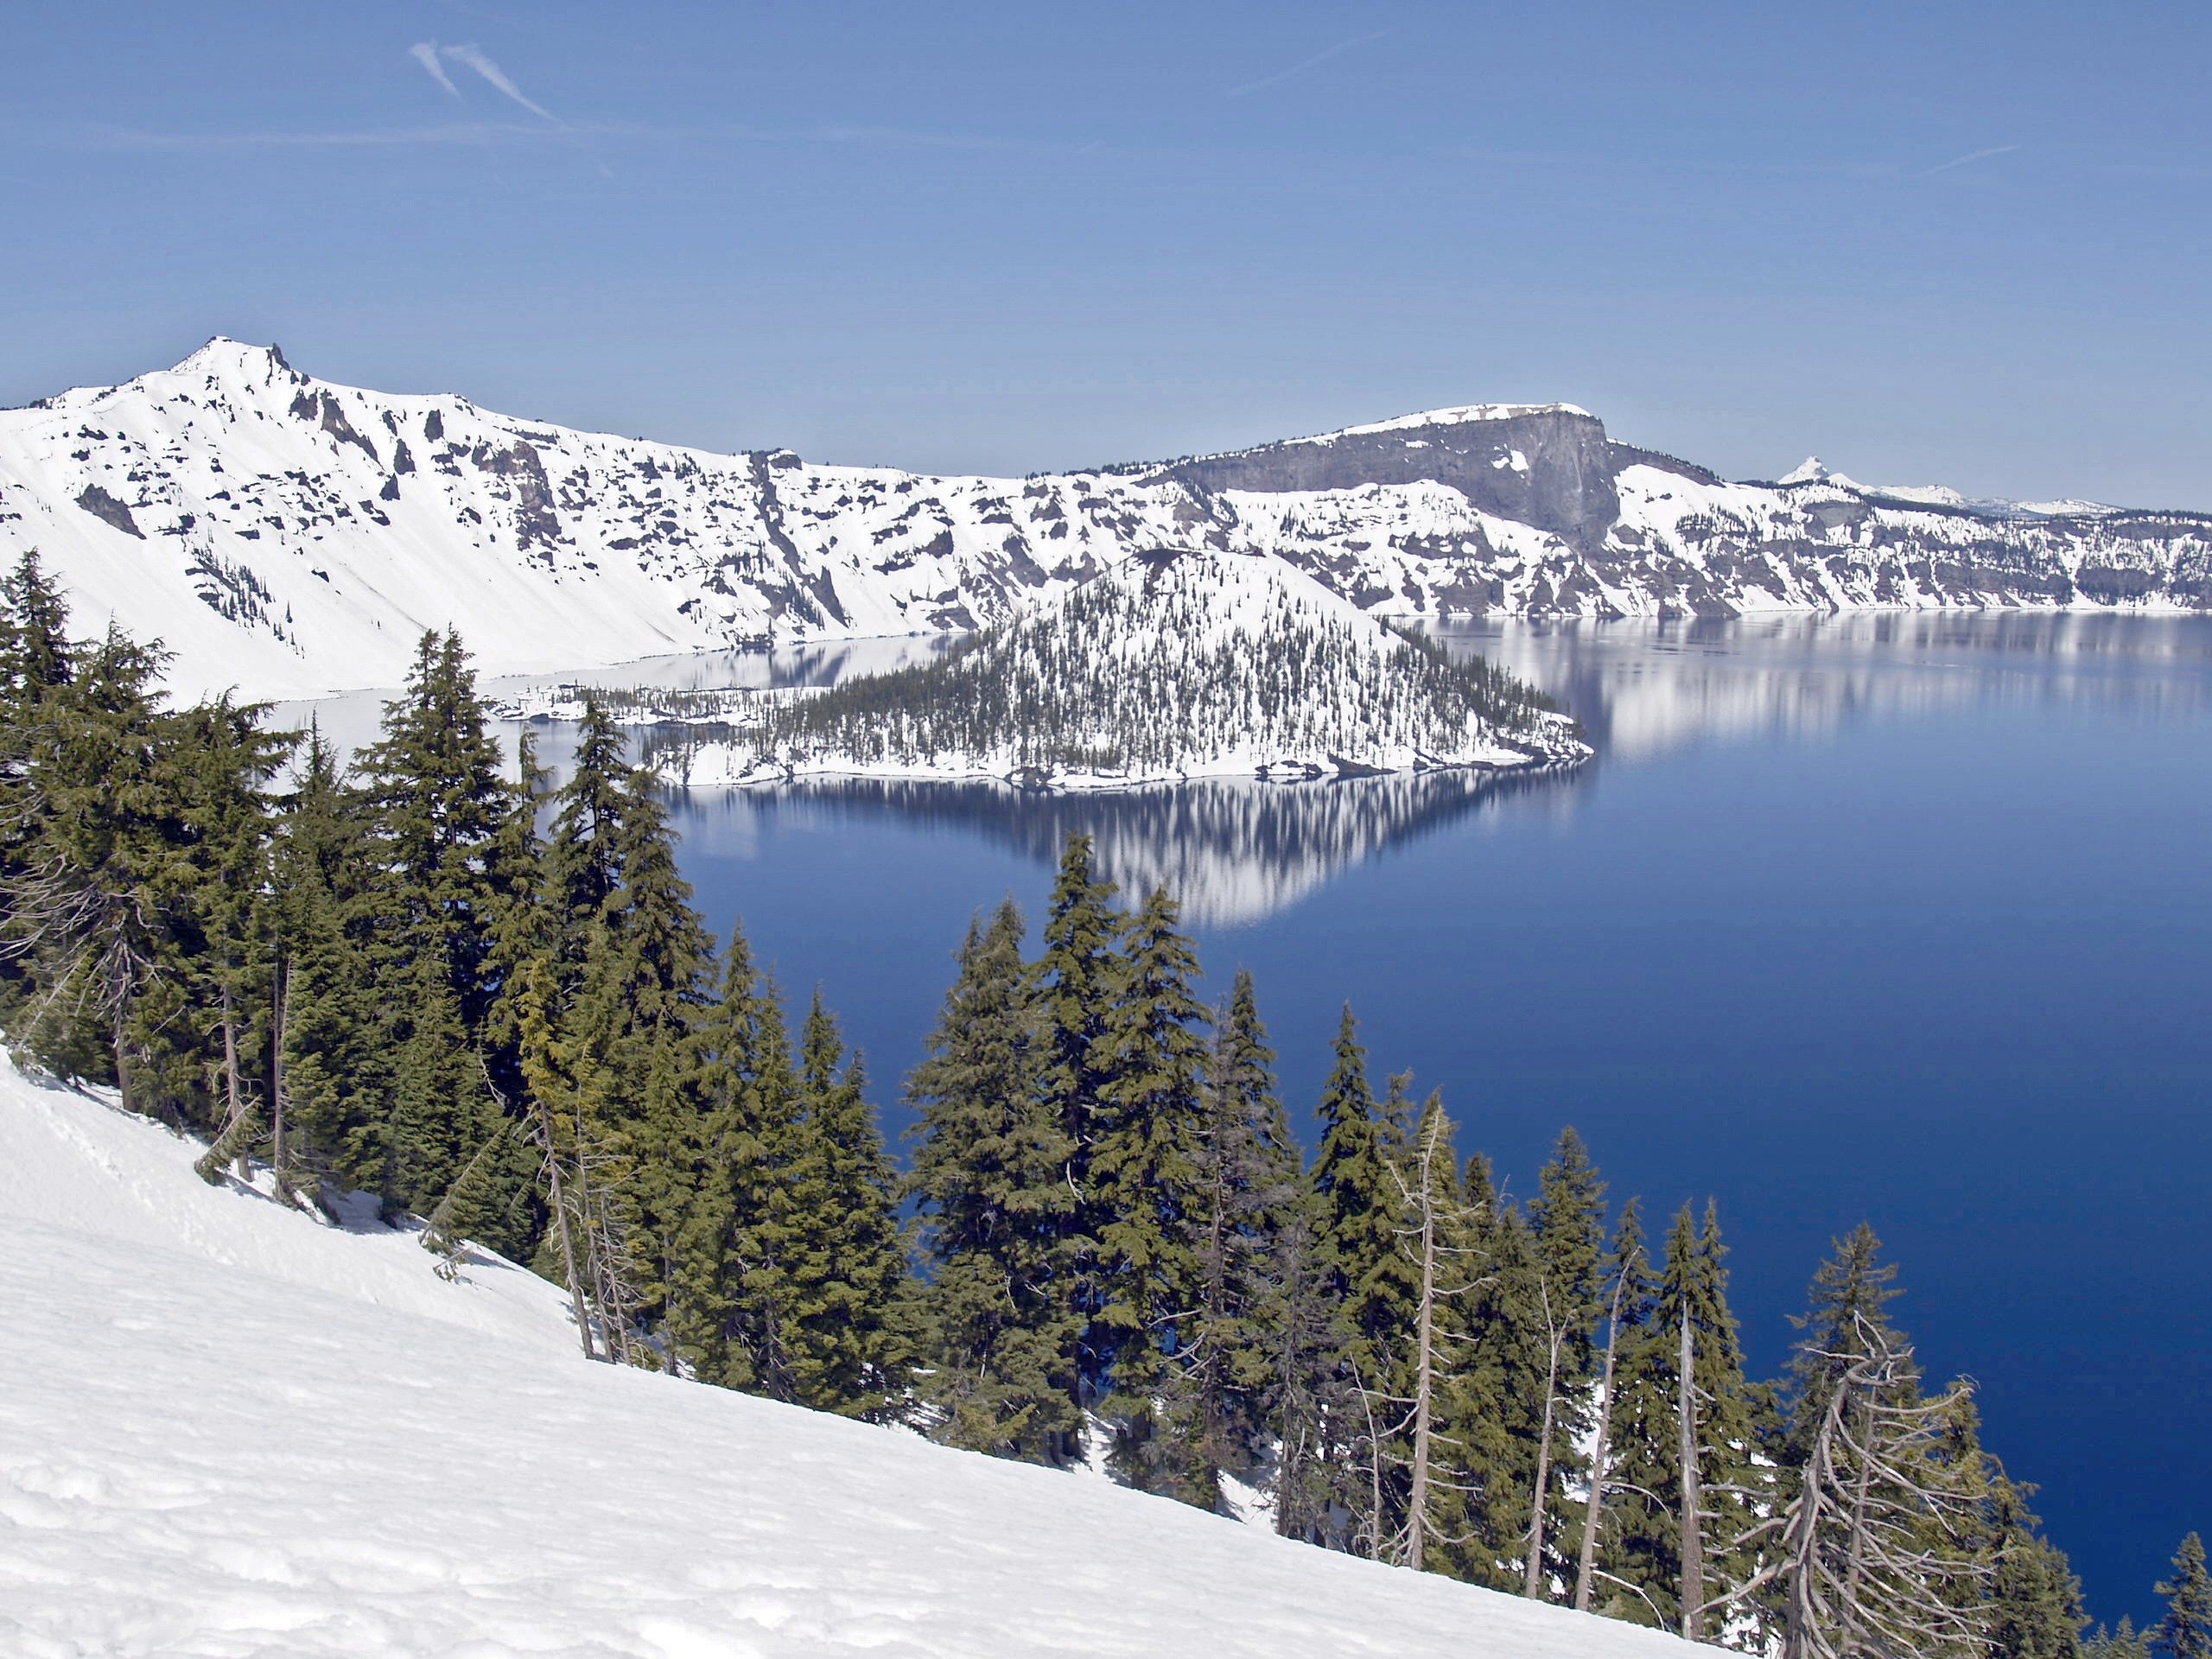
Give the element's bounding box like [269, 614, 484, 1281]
[280, 609, 2212, 928]
[648, 608, 2212, 925]
[1452, 609, 2212, 762]
[666, 764, 1587, 930]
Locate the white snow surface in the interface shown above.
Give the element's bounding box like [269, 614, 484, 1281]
[1, 340, 2197, 706]
[0, 1056, 1688, 1658]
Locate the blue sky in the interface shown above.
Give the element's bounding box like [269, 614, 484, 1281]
[5, 2, 2209, 504]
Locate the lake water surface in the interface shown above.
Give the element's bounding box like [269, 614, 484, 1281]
[650, 611, 2212, 1628]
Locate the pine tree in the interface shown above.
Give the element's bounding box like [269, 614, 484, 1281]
[1265, 1171, 1351, 1547]
[1574, 1198, 1656, 1617]
[1160, 968, 1305, 1510]
[1090, 882, 1211, 1492]
[270, 723, 385, 1198]
[906, 900, 1082, 1462]
[1033, 832, 1122, 1410]
[767, 992, 912, 1419]
[2, 623, 181, 1101]
[1446, 1177, 1550, 1589]
[1787, 1220, 1904, 1462]
[1521, 1127, 1609, 1599]
[353, 629, 513, 1029]
[675, 928, 805, 1392]
[167, 693, 292, 1170]
[1981, 1472, 2087, 1659]
[2158, 1533, 2212, 1659]
[1311, 1005, 1400, 1382]
[0, 550, 76, 1023]
[2085, 1620, 2154, 1659]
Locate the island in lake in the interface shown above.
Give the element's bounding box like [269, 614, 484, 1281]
[516, 549, 1591, 791]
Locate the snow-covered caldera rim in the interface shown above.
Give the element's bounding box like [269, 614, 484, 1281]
[1770, 454, 2120, 518]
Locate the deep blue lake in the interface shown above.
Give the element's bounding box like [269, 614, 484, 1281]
[645, 611, 2212, 1629]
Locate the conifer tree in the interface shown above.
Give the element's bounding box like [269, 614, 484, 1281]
[765, 992, 912, 1419]
[1787, 1220, 1904, 1462]
[1522, 1127, 1610, 1599]
[1446, 1178, 1550, 1590]
[2, 622, 180, 1100]
[1160, 968, 1305, 1509]
[907, 900, 1082, 1462]
[353, 629, 513, 1030]
[2159, 1533, 2212, 1659]
[1574, 1198, 1656, 1617]
[1311, 1005, 1399, 1380]
[1981, 1472, 2088, 1659]
[676, 927, 804, 1391]
[0, 550, 75, 1023]
[1033, 832, 1122, 1408]
[1090, 882, 1210, 1491]
[1606, 1202, 1770, 1637]
[1265, 1182, 1351, 1546]
[167, 693, 291, 1170]
[2085, 1620, 2154, 1659]
[270, 722, 383, 1198]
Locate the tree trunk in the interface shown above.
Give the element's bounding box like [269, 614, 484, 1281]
[1405, 1154, 1440, 1572]
[534, 1100, 598, 1363]
[1573, 1270, 1630, 1612]
[270, 961, 290, 1199]
[221, 981, 249, 1179]
[1524, 1283, 1564, 1600]
[1679, 1307, 1705, 1643]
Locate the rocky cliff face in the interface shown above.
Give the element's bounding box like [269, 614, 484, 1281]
[2, 340, 2205, 700]
[1154, 404, 1626, 550]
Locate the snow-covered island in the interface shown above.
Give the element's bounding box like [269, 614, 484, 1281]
[521, 549, 1591, 790]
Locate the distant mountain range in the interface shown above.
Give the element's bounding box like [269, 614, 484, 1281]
[3, 339, 2205, 700]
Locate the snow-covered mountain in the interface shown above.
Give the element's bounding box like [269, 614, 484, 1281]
[1774, 455, 2120, 518]
[3, 339, 2207, 702]
[577, 549, 1588, 789]
[0, 1054, 1688, 1657]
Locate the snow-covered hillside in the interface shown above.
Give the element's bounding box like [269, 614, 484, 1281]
[592, 549, 1588, 788]
[0, 1056, 1687, 1657]
[3, 340, 2208, 702]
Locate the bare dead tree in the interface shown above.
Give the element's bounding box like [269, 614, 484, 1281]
[1573, 1245, 1636, 1612]
[1721, 1316, 1990, 1659]
[1364, 1102, 1492, 1574]
[1680, 1306, 1707, 1641]
[1522, 1274, 1572, 1599]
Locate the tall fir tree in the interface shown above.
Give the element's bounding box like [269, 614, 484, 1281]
[763, 992, 912, 1418]
[1980, 1471, 2088, 1659]
[1160, 967, 1304, 1510]
[1787, 1219, 1905, 1462]
[1522, 1127, 1611, 1599]
[2158, 1534, 2212, 1659]
[906, 900, 1083, 1462]
[1033, 832, 1122, 1409]
[1090, 882, 1211, 1493]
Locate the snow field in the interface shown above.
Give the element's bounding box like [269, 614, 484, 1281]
[0, 1057, 1689, 1657]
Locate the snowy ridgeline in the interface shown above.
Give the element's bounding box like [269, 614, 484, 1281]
[519, 550, 1592, 790]
[3, 338, 2209, 704]
[0, 1057, 1690, 1658]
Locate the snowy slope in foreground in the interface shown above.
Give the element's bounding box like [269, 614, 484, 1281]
[0, 1060, 1686, 1659]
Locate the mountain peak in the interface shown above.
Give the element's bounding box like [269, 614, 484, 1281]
[1779, 455, 1831, 485]
[168, 336, 296, 380]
